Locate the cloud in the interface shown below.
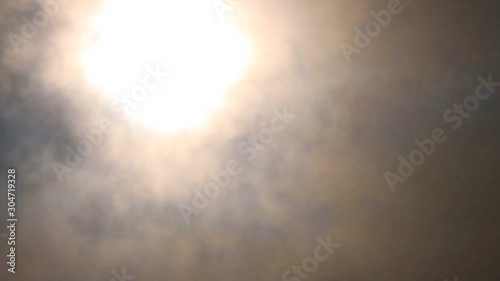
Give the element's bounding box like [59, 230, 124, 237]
[0, 0, 499, 280]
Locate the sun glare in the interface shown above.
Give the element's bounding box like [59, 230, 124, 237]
[81, 0, 251, 132]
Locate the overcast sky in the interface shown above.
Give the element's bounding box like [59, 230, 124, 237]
[0, 0, 499, 280]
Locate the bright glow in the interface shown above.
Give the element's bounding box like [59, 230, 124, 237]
[81, 0, 251, 132]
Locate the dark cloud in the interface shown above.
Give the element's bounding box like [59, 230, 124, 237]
[0, 0, 499, 280]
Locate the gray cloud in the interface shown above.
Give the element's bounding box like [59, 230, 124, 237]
[0, 0, 499, 280]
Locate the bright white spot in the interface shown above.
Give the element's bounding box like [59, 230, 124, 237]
[81, 0, 251, 132]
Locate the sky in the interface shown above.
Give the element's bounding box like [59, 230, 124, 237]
[0, 0, 499, 280]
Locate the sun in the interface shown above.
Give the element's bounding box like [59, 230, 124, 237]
[81, 0, 251, 132]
